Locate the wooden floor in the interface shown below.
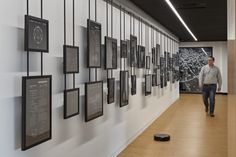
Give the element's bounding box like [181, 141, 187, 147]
[118, 94, 227, 157]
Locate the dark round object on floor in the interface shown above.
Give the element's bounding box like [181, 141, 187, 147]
[154, 133, 170, 141]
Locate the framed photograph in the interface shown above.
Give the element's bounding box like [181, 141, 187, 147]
[131, 75, 136, 95]
[63, 45, 79, 74]
[146, 56, 150, 69]
[156, 44, 160, 66]
[130, 35, 137, 67]
[107, 78, 115, 104]
[25, 15, 49, 52]
[120, 71, 129, 107]
[160, 57, 165, 76]
[87, 19, 102, 68]
[152, 74, 157, 87]
[22, 75, 52, 150]
[105, 37, 117, 69]
[64, 88, 80, 119]
[167, 52, 171, 71]
[120, 40, 128, 58]
[145, 74, 152, 96]
[137, 45, 145, 68]
[85, 81, 103, 122]
[152, 47, 156, 65]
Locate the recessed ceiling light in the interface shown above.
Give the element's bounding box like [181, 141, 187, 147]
[165, 0, 198, 41]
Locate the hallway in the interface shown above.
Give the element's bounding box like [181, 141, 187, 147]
[119, 94, 227, 157]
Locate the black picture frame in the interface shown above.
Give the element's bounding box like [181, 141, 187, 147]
[130, 35, 137, 67]
[120, 71, 129, 107]
[156, 68, 161, 86]
[152, 47, 156, 65]
[63, 45, 79, 74]
[160, 75, 164, 88]
[105, 36, 118, 69]
[64, 88, 80, 119]
[87, 19, 102, 68]
[156, 44, 160, 66]
[145, 74, 152, 96]
[107, 78, 115, 104]
[85, 81, 103, 122]
[120, 40, 128, 58]
[138, 45, 145, 68]
[25, 15, 49, 52]
[22, 75, 52, 151]
[131, 75, 136, 95]
[152, 74, 157, 87]
[146, 56, 150, 69]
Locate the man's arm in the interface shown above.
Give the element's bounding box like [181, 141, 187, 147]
[199, 67, 204, 88]
[217, 68, 222, 91]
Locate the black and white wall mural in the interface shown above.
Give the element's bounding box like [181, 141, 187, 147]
[179, 47, 213, 93]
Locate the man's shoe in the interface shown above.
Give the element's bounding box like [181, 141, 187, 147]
[210, 113, 215, 117]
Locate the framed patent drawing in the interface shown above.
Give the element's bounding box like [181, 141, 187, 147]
[25, 15, 49, 52]
[87, 19, 102, 68]
[63, 45, 79, 74]
[64, 88, 80, 119]
[22, 75, 52, 150]
[145, 74, 152, 96]
[131, 75, 136, 95]
[105, 37, 117, 69]
[120, 71, 129, 107]
[156, 44, 160, 66]
[85, 81, 103, 122]
[120, 40, 128, 58]
[146, 56, 150, 69]
[156, 68, 161, 86]
[152, 47, 156, 65]
[152, 74, 157, 86]
[138, 45, 145, 68]
[130, 35, 137, 67]
[107, 78, 115, 104]
[160, 75, 164, 88]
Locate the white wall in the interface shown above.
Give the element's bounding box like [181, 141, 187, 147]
[0, 0, 179, 157]
[179, 41, 228, 93]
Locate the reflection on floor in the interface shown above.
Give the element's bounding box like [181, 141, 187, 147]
[119, 94, 227, 157]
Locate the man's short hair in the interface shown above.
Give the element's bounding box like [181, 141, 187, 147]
[208, 56, 215, 61]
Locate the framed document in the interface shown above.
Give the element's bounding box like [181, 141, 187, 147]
[156, 44, 160, 66]
[152, 47, 156, 65]
[87, 19, 102, 68]
[152, 74, 157, 87]
[137, 45, 145, 68]
[105, 37, 117, 69]
[130, 35, 137, 67]
[63, 45, 79, 74]
[146, 56, 150, 69]
[145, 74, 152, 96]
[22, 75, 52, 150]
[120, 71, 129, 107]
[85, 81, 103, 122]
[120, 40, 128, 58]
[25, 15, 49, 52]
[156, 68, 161, 86]
[64, 88, 80, 119]
[107, 78, 115, 104]
[160, 75, 164, 88]
[131, 75, 136, 95]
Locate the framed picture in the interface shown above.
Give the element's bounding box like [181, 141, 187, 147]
[120, 40, 128, 58]
[63, 45, 79, 74]
[145, 74, 152, 96]
[152, 47, 156, 65]
[160, 57, 165, 76]
[105, 37, 117, 69]
[131, 75, 136, 95]
[160, 75, 164, 88]
[130, 35, 137, 67]
[107, 78, 115, 104]
[120, 71, 129, 107]
[152, 74, 157, 86]
[25, 15, 49, 52]
[146, 56, 150, 69]
[156, 68, 161, 86]
[22, 75, 52, 150]
[87, 19, 102, 68]
[138, 45, 145, 68]
[85, 81, 103, 122]
[156, 44, 160, 66]
[64, 88, 80, 119]
[167, 52, 171, 71]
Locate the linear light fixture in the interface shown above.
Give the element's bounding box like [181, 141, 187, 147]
[165, 0, 198, 41]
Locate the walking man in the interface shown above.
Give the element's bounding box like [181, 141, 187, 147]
[199, 56, 222, 117]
